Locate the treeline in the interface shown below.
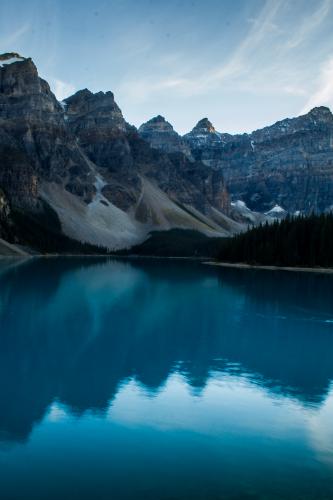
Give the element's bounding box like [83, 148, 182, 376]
[117, 228, 225, 258]
[218, 213, 333, 268]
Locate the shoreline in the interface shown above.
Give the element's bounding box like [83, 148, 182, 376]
[205, 261, 333, 274]
[0, 253, 205, 260]
[1, 254, 333, 274]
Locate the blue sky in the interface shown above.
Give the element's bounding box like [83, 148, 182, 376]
[1, 0, 333, 134]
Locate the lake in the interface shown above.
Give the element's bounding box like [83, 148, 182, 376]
[0, 257, 333, 499]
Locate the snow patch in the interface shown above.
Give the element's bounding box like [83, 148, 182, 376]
[0, 56, 25, 67]
[92, 174, 108, 205]
[231, 199, 268, 225]
[265, 204, 286, 218]
[266, 204, 285, 214]
[231, 200, 248, 210]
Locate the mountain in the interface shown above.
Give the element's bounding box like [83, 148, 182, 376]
[138, 115, 192, 158]
[0, 53, 238, 253]
[1, 51, 332, 255]
[181, 109, 333, 214]
[183, 118, 233, 152]
[224, 107, 333, 214]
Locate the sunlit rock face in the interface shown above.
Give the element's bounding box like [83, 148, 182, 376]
[183, 118, 235, 172]
[184, 118, 228, 150]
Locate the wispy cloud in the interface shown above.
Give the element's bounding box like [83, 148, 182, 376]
[280, 84, 307, 97]
[198, 0, 285, 90]
[119, 0, 333, 127]
[300, 57, 333, 113]
[120, 0, 286, 100]
[200, 0, 331, 94]
[0, 23, 31, 50]
[284, 0, 332, 49]
[51, 78, 75, 101]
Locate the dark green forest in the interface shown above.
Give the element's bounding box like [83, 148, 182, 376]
[218, 213, 333, 267]
[116, 229, 224, 258]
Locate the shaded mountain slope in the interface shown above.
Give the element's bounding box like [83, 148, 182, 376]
[140, 108, 333, 214]
[0, 53, 237, 252]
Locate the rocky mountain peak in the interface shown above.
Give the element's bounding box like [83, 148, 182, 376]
[64, 88, 127, 132]
[139, 115, 174, 133]
[138, 116, 192, 158]
[0, 53, 61, 112]
[192, 118, 216, 133]
[65, 88, 92, 100]
[150, 115, 167, 123]
[307, 106, 333, 122]
[0, 54, 42, 95]
[64, 89, 117, 110]
[2, 51, 333, 252]
[250, 105, 333, 145]
[0, 52, 61, 120]
[183, 118, 222, 152]
[0, 52, 26, 66]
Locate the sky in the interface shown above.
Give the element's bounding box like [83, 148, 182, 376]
[0, 0, 333, 134]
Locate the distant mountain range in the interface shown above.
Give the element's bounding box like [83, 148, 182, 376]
[139, 108, 333, 215]
[1, 52, 333, 253]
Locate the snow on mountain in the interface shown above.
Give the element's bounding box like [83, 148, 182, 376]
[0, 53, 25, 67]
[230, 200, 263, 224]
[266, 204, 286, 214]
[265, 205, 287, 219]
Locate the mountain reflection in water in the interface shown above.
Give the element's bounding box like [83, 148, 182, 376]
[0, 257, 333, 499]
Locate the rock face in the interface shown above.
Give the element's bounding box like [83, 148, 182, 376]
[140, 109, 333, 214]
[184, 118, 229, 151]
[3, 50, 331, 253]
[63, 90, 232, 223]
[182, 108, 333, 213]
[183, 118, 235, 171]
[138, 115, 192, 158]
[0, 53, 93, 211]
[0, 53, 237, 251]
[243, 107, 333, 213]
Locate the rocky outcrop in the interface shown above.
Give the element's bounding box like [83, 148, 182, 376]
[183, 118, 235, 171]
[3, 50, 332, 254]
[242, 106, 333, 213]
[182, 108, 333, 213]
[0, 53, 237, 251]
[139, 107, 333, 216]
[138, 115, 192, 158]
[0, 53, 94, 210]
[184, 118, 231, 150]
[64, 90, 232, 224]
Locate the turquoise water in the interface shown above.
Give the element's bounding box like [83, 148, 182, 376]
[0, 258, 333, 499]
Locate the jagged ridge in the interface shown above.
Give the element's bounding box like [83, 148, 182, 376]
[0, 53, 237, 253]
[139, 107, 333, 214]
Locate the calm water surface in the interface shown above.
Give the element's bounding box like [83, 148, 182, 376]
[0, 257, 333, 499]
